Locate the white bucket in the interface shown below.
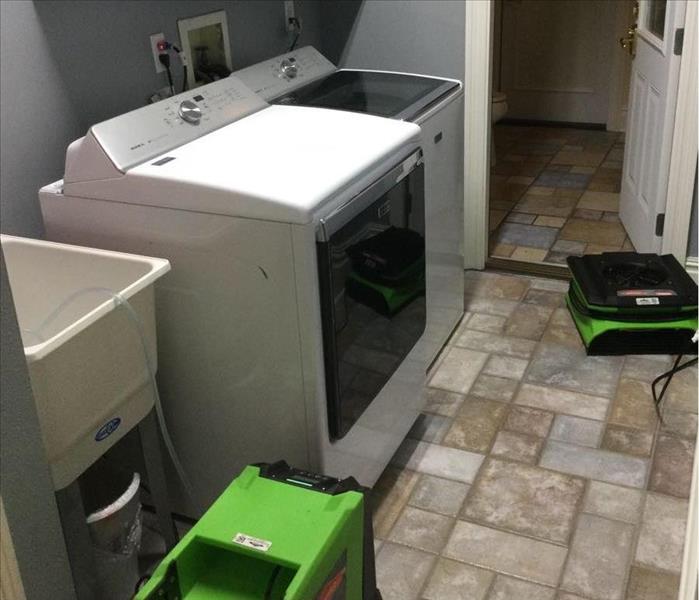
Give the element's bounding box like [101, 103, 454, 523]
[86, 472, 142, 600]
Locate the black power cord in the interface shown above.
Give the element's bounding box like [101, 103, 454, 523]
[287, 17, 302, 52]
[158, 52, 175, 97]
[652, 354, 698, 422]
[170, 44, 188, 93]
[158, 40, 188, 95]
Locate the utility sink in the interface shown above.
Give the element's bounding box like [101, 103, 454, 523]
[1, 235, 170, 489]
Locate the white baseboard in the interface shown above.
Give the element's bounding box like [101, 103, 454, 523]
[678, 257, 698, 600]
[678, 443, 698, 600]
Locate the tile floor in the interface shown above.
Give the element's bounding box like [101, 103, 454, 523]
[489, 125, 635, 265]
[372, 270, 697, 600]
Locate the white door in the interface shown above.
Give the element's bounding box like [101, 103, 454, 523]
[620, 0, 686, 252]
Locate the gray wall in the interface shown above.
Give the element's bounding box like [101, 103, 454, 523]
[0, 6, 83, 590]
[1, 250, 77, 599]
[35, 0, 323, 128]
[0, 0, 83, 237]
[338, 0, 465, 81]
[316, 0, 362, 65]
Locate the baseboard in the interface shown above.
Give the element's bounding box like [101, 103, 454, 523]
[685, 257, 698, 283]
[485, 257, 570, 279]
[678, 443, 698, 600]
[499, 118, 606, 131]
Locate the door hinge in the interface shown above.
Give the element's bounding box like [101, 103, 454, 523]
[655, 213, 665, 236]
[674, 28, 684, 55]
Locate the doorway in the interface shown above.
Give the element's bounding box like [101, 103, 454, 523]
[487, 0, 636, 273]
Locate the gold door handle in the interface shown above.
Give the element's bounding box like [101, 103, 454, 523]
[619, 27, 636, 57]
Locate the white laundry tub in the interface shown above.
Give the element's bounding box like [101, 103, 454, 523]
[1, 235, 170, 489]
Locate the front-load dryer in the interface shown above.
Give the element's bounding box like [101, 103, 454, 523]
[235, 46, 465, 366]
[40, 76, 426, 516]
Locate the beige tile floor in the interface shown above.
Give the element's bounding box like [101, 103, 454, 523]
[372, 270, 696, 600]
[489, 125, 635, 266]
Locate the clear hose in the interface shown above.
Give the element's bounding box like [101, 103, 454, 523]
[24, 286, 195, 505]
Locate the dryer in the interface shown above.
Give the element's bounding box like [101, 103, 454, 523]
[235, 46, 465, 365]
[39, 77, 427, 516]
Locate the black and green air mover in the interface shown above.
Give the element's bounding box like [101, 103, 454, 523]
[566, 252, 698, 356]
[135, 461, 381, 600]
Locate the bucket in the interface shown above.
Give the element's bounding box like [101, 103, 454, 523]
[84, 470, 142, 600]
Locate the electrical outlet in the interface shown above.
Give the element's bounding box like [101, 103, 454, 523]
[284, 1, 296, 32]
[150, 32, 166, 73]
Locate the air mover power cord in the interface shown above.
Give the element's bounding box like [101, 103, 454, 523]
[652, 354, 698, 422]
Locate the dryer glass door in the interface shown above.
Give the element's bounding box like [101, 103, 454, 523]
[317, 151, 426, 440]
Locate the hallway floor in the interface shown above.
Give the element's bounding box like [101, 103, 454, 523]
[489, 125, 635, 265]
[373, 270, 695, 600]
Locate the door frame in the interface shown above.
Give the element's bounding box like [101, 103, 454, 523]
[466, 0, 697, 270]
[661, 0, 697, 266]
[463, 0, 492, 269]
[607, 0, 635, 132]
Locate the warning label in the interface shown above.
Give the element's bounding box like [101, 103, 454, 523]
[232, 533, 272, 552]
[636, 297, 660, 306]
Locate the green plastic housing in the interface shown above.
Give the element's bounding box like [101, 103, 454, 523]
[566, 280, 698, 355]
[135, 465, 365, 599]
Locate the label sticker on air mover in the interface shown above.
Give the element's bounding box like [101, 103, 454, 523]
[636, 297, 660, 305]
[232, 533, 272, 552]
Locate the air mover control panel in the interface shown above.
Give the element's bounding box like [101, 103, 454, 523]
[568, 253, 698, 308]
[256, 461, 360, 494]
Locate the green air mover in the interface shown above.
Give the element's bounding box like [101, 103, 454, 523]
[566, 252, 698, 356]
[346, 226, 425, 316]
[134, 462, 381, 600]
[347, 261, 425, 316]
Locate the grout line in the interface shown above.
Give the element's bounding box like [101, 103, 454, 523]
[490, 127, 626, 264]
[553, 475, 587, 593]
[379, 272, 691, 600]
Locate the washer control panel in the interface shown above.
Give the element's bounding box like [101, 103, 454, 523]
[90, 76, 267, 171]
[177, 99, 202, 124]
[235, 46, 336, 101]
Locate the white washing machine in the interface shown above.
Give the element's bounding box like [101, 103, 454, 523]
[40, 76, 427, 516]
[235, 46, 465, 365]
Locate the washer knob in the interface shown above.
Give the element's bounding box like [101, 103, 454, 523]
[178, 100, 202, 124]
[280, 59, 298, 79]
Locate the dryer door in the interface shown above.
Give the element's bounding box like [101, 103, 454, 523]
[317, 151, 426, 440]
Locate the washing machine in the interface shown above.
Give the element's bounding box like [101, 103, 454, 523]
[235, 46, 465, 365]
[39, 76, 427, 516]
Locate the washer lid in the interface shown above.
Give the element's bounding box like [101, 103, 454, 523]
[63, 106, 422, 224]
[274, 70, 460, 121]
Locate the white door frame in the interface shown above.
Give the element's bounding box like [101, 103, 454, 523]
[463, 0, 492, 270]
[607, 0, 634, 132]
[661, 0, 697, 266]
[464, 0, 697, 270]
